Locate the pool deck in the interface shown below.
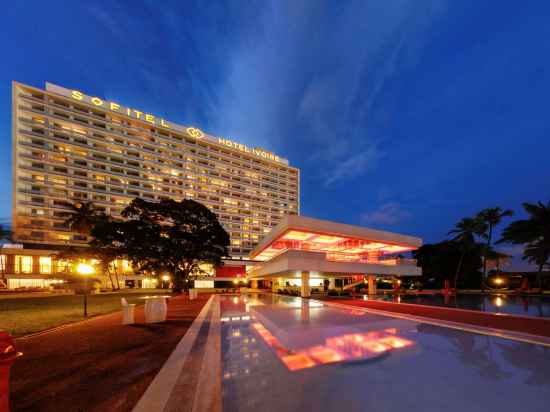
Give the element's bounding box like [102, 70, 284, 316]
[321, 297, 550, 340]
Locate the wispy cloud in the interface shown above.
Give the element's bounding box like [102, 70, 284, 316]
[207, 0, 449, 183]
[360, 202, 412, 226]
[325, 146, 381, 186]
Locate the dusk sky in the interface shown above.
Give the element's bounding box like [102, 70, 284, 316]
[2, 1, 549, 269]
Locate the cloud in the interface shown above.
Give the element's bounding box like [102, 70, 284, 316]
[324, 146, 381, 185]
[360, 202, 412, 226]
[205, 0, 449, 184]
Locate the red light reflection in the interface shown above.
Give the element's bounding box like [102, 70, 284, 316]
[251, 323, 414, 371]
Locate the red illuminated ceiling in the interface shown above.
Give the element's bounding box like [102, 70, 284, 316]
[253, 229, 416, 262]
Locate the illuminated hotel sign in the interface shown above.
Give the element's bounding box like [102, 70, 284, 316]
[45, 82, 287, 164]
[218, 138, 280, 162]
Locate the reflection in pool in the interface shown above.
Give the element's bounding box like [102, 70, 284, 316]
[221, 293, 550, 412]
[250, 320, 414, 371]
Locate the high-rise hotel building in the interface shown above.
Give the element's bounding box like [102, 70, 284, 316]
[12, 81, 300, 257]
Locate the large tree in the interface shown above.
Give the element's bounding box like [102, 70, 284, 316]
[413, 241, 482, 288]
[476, 207, 513, 286]
[499, 201, 550, 290]
[120, 198, 230, 292]
[448, 217, 487, 288]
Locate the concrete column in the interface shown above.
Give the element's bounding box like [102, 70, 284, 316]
[301, 271, 310, 298]
[367, 275, 377, 295]
[272, 280, 279, 293]
[328, 278, 336, 290]
[250, 280, 258, 289]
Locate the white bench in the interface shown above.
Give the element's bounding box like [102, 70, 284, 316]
[121, 297, 136, 325]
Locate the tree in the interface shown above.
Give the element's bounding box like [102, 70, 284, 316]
[522, 240, 550, 288]
[88, 216, 127, 291]
[499, 201, 550, 290]
[448, 217, 487, 288]
[485, 249, 511, 273]
[120, 198, 230, 292]
[63, 201, 101, 235]
[0, 224, 11, 242]
[476, 207, 513, 285]
[413, 241, 482, 288]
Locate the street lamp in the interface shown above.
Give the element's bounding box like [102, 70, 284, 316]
[77, 263, 94, 317]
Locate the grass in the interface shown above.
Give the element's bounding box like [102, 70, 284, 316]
[0, 289, 173, 337]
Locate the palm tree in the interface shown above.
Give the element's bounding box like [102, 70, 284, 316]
[499, 201, 550, 291]
[485, 249, 511, 273]
[449, 217, 486, 288]
[0, 224, 11, 242]
[63, 201, 101, 235]
[476, 207, 513, 286]
[523, 240, 550, 289]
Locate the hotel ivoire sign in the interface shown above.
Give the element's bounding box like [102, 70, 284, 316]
[45, 82, 286, 164]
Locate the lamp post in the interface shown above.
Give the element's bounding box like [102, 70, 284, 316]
[77, 263, 94, 317]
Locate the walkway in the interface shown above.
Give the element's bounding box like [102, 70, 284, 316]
[10, 293, 210, 412]
[323, 298, 550, 338]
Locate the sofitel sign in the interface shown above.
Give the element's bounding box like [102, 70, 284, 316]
[45, 82, 285, 164]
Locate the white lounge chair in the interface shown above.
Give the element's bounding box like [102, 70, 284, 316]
[121, 297, 136, 325]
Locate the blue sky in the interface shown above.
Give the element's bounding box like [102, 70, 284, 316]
[2, 1, 549, 269]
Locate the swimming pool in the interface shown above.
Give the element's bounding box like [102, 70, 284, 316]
[220, 293, 550, 412]
[373, 293, 550, 318]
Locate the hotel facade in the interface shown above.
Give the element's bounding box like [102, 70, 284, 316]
[11, 81, 299, 256]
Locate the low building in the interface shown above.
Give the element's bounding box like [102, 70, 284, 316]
[245, 215, 422, 296]
[0, 245, 63, 289]
[0, 244, 143, 290]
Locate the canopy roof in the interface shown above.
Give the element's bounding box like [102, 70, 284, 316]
[249, 215, 422, 263]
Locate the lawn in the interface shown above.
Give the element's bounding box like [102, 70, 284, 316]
[0, 289, 173, 337]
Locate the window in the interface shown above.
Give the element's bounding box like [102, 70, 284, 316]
[15, 256, 33, 273]
[0, 255, 6, 273]
[39, 257, 52, 274]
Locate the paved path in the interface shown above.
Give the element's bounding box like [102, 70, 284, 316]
[323, 298, 550, 338]
[10, 294, 210, 412]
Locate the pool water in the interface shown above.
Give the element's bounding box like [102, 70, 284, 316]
[373, 293, 550, 317]
[220, 293, 550, 412]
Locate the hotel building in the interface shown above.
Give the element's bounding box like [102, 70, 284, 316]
[11, 81, 300, 258]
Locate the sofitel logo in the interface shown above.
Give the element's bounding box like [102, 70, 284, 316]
[186, 127, 204, 139]
[70, 90, 171, 129]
